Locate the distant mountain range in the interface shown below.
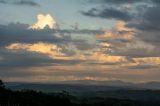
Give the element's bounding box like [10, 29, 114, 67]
[60, 80, 160, 90]
[5, 80, 160, 93]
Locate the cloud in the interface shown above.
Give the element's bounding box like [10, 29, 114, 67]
[85, 0, 160, 6]
[96, 21, 159, 58]
[87, 0, 146, 5]
[0, 21, 104, 69]
[1, 19, 158, 72]
[6, 42, 65, 57]
[127, 5, 160, 31]
[0, 21, 104, 54]
[128, 64, 160, 70]
[81, 0, 160, 23]
[0, 0, 6, 4]
[1, 1, 160, 82]
[30, 14, 57, 29]
[0, 47, 84, 68]
[97, 21, 135, 40]
[0, 23, 64, 46]
[123, 4, 160, 55]
[81, 7, 131, 21]
[150, 0, 160, 5]
[14, 0, 40, 6]
[59, 29, 104, 35]
[134, 57, 160, 65]
[0, 0, 39, 6]
[0, 47, 55, 67]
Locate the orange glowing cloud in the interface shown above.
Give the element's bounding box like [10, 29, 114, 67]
[6, 42, 65, 57]
[97, 21, 135, 41]
[134, 57, 160, 65]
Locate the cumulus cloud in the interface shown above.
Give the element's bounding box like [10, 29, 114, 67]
[30, 14, 57, 29]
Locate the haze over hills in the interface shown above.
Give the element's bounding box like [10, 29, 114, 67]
[5, 80, 160, 93]
[60, 80, 160, 90]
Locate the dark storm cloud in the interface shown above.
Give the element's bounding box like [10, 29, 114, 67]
[0, 0, 39, 6]
[128, 6, 160, 31]
[81, 7, 131, 21]
[81, 0, 160, 22]
[125, 4, 160, 47]
[0, 23, 103, 47]
[0, 23, 66, 46]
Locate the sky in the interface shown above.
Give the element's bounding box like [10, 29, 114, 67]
[0, 0, 160, 83]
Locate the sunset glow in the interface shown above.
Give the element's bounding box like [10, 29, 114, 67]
[0, 0, 160, 83]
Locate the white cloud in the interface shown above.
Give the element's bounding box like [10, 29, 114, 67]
[30, 14, 56, 29]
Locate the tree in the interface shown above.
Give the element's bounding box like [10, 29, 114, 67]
[0, 80, 5, 88]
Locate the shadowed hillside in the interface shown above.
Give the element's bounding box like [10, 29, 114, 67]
[1, 80, 160, 106]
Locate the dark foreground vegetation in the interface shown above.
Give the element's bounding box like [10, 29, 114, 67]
[1, 80, 160, 106]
